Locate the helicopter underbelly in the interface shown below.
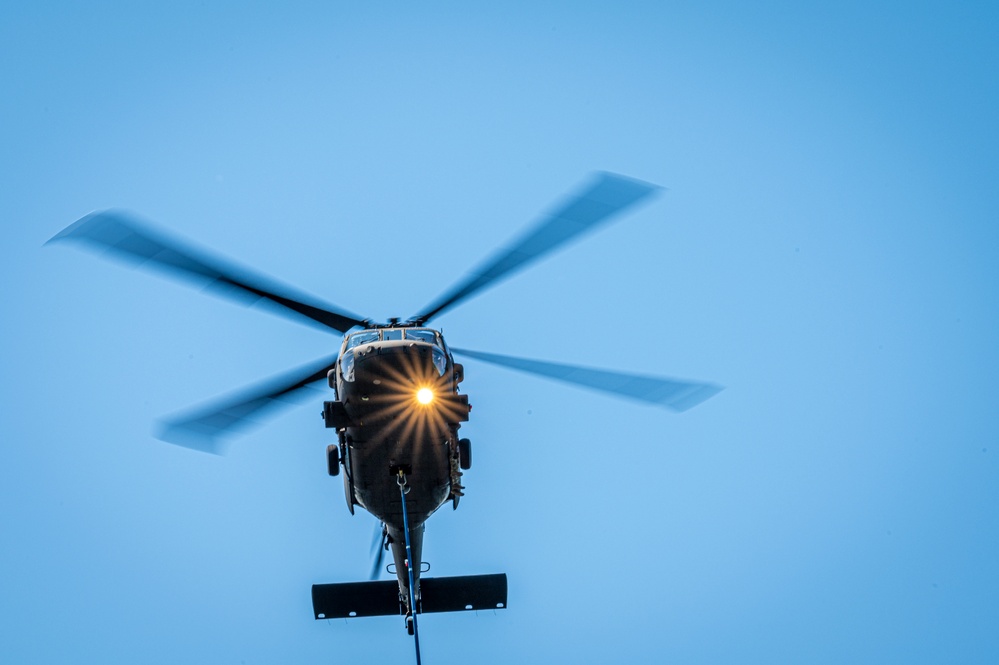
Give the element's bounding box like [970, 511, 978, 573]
[348, 426, 451, 529]
[337, 342, 461, 529]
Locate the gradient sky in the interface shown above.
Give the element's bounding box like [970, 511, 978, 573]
[3, 2, 998, 663]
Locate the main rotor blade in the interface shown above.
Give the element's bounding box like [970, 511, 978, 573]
[47, 211, 369, 334]
[411, 172, 662, 325]
[156, 354, 338, 454]
[452, 348, 722, 412]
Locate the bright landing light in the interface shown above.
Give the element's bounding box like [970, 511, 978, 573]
[416, 387, 434, 405]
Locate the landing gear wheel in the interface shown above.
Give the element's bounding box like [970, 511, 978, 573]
[458, 438, 472, 470]
[406, 614, 415, 636]
[326, 444, 340, 476]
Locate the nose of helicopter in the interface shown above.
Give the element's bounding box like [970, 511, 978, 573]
[342, 343, 445, 412]
[340, 341, 469, 426]
[352, 341, 443, 384]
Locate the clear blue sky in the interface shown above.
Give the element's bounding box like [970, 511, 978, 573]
[3, 2, 998, 663]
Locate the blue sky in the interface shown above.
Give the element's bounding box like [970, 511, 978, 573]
[3, 2, 998, 663]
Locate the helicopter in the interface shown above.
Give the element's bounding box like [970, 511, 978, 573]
[47, 172, 721, 653]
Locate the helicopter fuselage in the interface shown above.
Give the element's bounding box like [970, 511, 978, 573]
[324, 327, 470, 608]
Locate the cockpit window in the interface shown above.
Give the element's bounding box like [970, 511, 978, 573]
[346, 331, 379, 350]
[344, 328, 443, 350]
[405, 329, 437, 345]
[431, 347, 447, 376]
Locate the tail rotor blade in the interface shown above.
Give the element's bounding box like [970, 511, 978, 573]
[370, 523, 388, 580]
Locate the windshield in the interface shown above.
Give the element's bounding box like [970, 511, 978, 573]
[344, 328, 442, 350]
[345, 331, 379, 350]
[405, 329, 437, 345]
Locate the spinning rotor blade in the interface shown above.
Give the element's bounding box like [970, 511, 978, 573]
[412, 172, 661, 324]
[47, 211, 368, 333]
[452, 348, 722, 412]
[370, 523, 388, 580]
[157, 354, 338, 454]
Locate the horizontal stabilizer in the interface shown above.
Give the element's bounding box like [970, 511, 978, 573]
[420, 574, 508, 613]
[312, 579, 400, 619]
[312, 573, 508, 620]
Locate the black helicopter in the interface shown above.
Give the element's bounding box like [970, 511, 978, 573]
[48, 172, 721, 652]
